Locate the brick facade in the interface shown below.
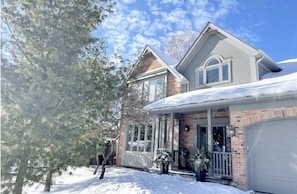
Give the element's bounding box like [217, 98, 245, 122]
[230, 106, 297, 189]
[139, 53, 162, 73]
[167, 73, 183, 96]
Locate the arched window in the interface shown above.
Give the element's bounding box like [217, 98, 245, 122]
[197, 55, 231, 86]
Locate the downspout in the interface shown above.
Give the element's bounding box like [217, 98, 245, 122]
[255, 52, 265, 80]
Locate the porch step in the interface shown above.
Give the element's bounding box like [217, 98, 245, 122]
[149, 166, 195, 179]
[206, 177, 232, 185]
[149, 166, 234, 186]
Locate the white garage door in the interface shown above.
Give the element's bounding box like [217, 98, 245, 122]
[246, 118, 297, 194]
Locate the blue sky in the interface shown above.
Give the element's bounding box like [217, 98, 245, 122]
[95, 0, 297, 62]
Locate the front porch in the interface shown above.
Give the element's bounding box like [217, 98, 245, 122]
[156, 148, 233, 183]
[154, 108, 234, 183]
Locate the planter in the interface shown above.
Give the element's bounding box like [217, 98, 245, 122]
[160, 162, 169, 174]
[195, 169, 206, 182]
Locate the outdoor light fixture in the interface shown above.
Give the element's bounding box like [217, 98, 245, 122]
[185, 124, 190, 132]
[226, 125, 236, 137]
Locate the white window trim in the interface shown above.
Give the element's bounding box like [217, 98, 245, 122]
[196, 54, 232, 88]
[143, 76, 167, 102]
[125, 123, 154, 153]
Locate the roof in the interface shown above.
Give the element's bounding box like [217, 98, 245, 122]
[144, 59, 297, 114]
[149, 46, 178, 67]
[129, 45, 188, 84]
[176, 22, 280, 72]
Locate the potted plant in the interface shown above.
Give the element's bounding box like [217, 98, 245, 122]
[155, 150, 173, 174]
[190, 147, 210, 182]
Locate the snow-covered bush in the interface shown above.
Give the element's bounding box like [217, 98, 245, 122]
[190, 147, 210, 171]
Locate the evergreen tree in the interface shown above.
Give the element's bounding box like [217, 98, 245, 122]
[1, 0, 129, 193]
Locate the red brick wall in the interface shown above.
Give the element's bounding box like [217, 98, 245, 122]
[230, 106, 297, 189]
[167, 73, 183, 96]
[138, 53, 163, 73]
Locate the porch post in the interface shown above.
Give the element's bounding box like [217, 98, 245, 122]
[169, 112, 174, 170]
[153, 116, 160, 166]
[207, 108, 213, 176]
[207, 108, 213, 151]
[169, 112, 174, 153]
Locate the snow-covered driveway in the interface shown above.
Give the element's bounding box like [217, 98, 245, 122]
[24, 167, 250, 194]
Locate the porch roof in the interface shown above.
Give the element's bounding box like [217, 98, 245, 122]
[144, 59, 297, 114]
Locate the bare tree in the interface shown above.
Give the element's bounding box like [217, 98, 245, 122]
[163, 30, 199, 60]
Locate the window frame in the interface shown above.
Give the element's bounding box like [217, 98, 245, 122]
[196, 55, 232, 87]
[134, 75, 166, 102]
[125, 123, 154, 152]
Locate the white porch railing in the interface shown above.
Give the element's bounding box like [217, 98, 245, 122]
[211, 151, 232, 178]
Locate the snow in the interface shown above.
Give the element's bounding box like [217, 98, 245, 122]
[149, 45, 188, 84]
[149, 46, 178, 67]
[23, 167, 250, 194]
[262, 58, 297, 79]
[144, 59, 297, 112]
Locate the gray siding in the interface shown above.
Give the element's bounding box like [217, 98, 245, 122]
[183, 34, 253, 91]
[121, 152, 154, 168]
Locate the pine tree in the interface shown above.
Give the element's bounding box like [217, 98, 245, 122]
[1, 0, 129, 193]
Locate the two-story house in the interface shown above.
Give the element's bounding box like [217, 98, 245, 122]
[116, 22, 297, 194]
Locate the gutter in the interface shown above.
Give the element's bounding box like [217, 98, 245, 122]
[257, 50, 282, 71]
[145, 92, 297, 114]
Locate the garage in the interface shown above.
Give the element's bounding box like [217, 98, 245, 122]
[245, 117, 297, 194]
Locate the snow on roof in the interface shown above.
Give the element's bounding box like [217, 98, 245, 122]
[144, 59, 297, 113]
[262, 58, 297, 79]
[148, 46, 189, 84]
[149, 46, 178, 66]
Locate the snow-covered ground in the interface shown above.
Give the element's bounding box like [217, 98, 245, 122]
[23, 167, 251, 194]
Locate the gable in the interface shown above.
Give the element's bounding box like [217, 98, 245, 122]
[128, 46, 188, 84]
[129, 50, 167, 82]
[176, 22, 280, 91]
[182, 33, 251, 90]
[138, 51, 164, 74]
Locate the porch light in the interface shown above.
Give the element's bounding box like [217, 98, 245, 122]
[185, 124, 190, 132]
[226, 125, 236, 137]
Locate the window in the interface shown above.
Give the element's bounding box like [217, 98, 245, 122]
[197, 55, 231, 87]
[134, 76, 165, 102]
[126, 124, 154, 152]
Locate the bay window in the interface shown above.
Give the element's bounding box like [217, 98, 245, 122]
[126, 124, 154, 152]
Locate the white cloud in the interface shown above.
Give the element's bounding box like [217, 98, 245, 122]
[96, 0, 243, 61]
[229, 26, 260, 44]
[122, 0, 136, 4]
[160, 0, 184, 5]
